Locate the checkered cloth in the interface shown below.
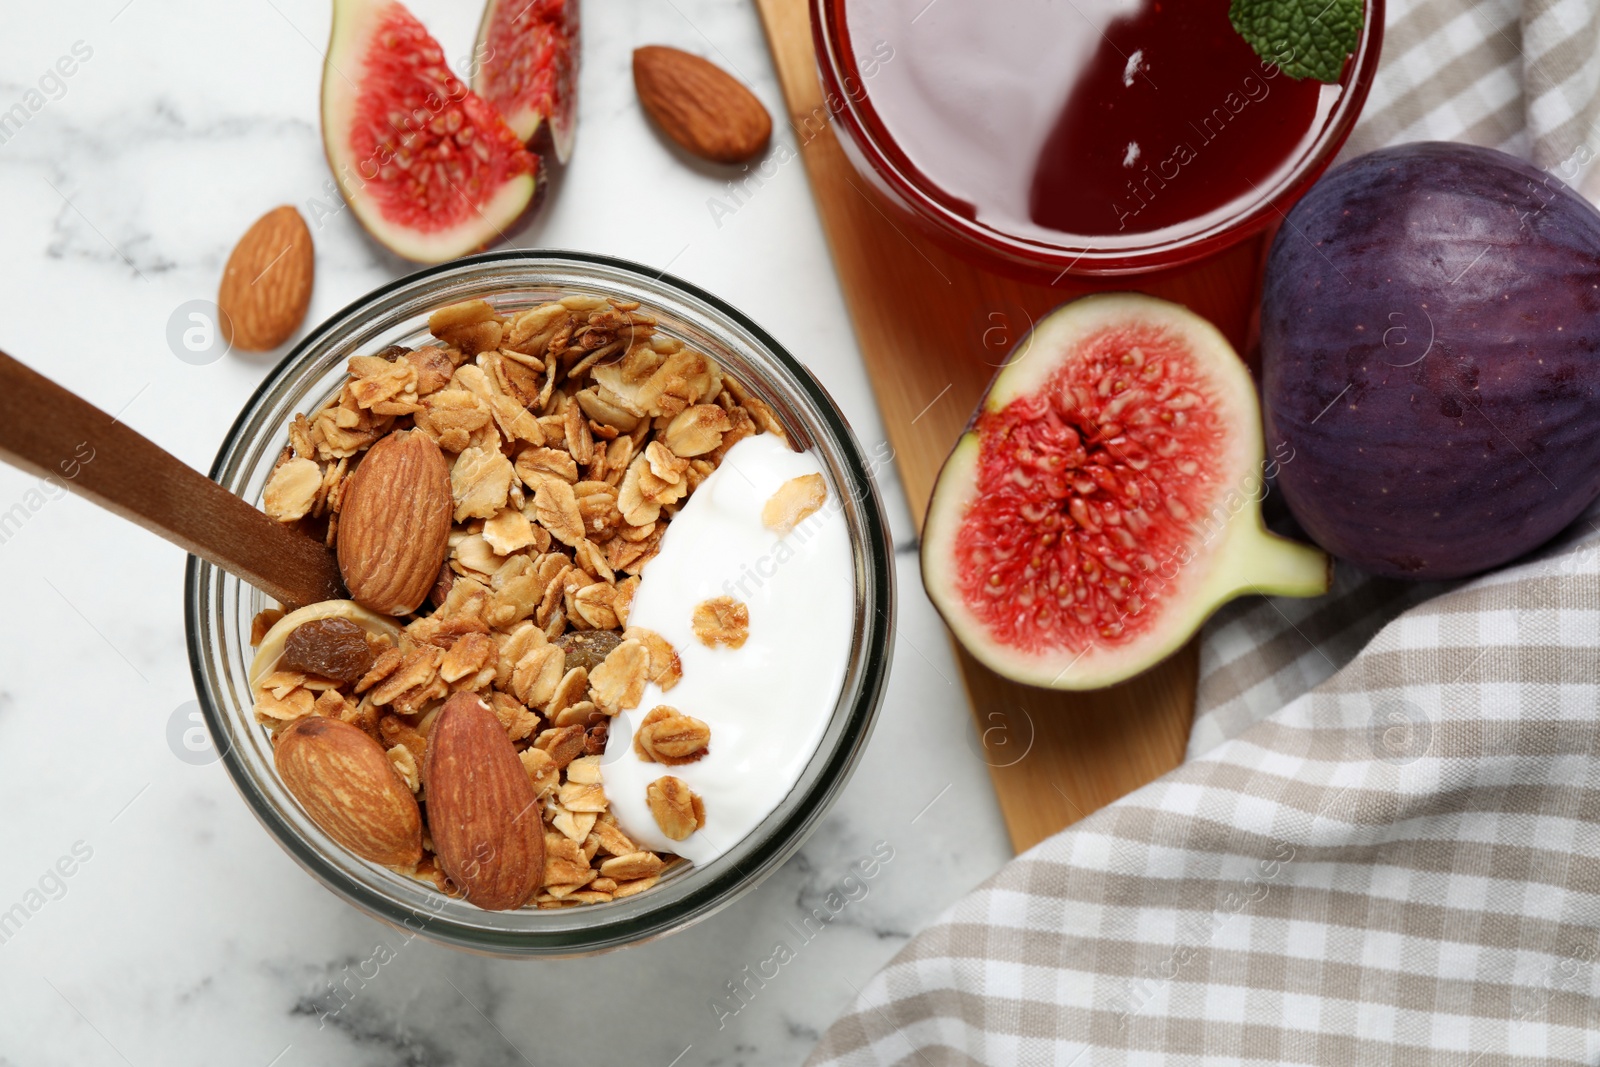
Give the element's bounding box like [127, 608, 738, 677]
[809, 2, 1600, 1063]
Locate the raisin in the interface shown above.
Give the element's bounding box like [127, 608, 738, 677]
[281, 618, 375, 684]
[554, 630, 623, 673]
[584, 722, 609, 756]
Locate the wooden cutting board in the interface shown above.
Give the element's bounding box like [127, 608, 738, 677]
[753, 0, 1266, 853]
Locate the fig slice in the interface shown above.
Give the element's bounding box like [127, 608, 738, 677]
[321, 0, 540, 263]
[922, 293, 1330, 691]
[472, 0, 580, 164]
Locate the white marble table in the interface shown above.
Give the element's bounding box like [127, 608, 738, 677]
[0, 1, 1011, 1062]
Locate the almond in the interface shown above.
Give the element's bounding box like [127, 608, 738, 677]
[337, 430, 452, 615]
[423, 692, 544, 911]
[274, 716, 422, 868]
[218, 205, 314, 351]
[633, 46, 772, 164]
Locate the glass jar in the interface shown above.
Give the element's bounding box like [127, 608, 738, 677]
[812, 0, 1385, 281]
[186, 250, 895, 955]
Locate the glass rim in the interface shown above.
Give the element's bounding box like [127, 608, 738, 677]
[811, 0, 1387, 278]
[184, 248, 896, 955]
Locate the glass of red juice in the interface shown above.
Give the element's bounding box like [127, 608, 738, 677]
[812, 0, 1384, 281]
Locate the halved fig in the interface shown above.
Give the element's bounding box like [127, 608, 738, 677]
[922, 293, 1330, 690]
[322, 0, 540, 263]
[472, 0, 580, 164]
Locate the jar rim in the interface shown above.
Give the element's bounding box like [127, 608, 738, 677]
[810, 0, 1387, 279]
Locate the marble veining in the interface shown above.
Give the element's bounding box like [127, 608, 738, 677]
[0, 1, 1010, 1064]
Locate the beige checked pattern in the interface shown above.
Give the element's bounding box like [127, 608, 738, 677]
[809, 1, 1600, 1062]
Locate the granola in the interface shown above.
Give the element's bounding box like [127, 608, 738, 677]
[249, 292, 783, 908]
[691, 596, 750, 650]
[762, 473, 829, 535]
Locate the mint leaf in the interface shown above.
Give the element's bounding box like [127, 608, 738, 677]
[1229, 0, 1363, 83]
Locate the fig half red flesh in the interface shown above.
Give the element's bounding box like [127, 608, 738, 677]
[322, 0, 539, 263]
[472, 0, 579, 164]
[923, 293, 1329, 690]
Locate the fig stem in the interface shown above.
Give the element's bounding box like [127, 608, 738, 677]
[1226, 530, 1332, 600]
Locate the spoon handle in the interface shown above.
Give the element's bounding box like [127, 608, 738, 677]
[0, 350, 345, 609]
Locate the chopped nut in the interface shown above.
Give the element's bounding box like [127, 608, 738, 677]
[355, 646, 403, 693]
[312, 689, 349, 720]
[762, 473, 828, 535]
[261, 669, 307, 699]
[440, 631, 494, 683]
[646, 776, 705, 841]
[263, 457, 323, 522]
[368, 646, 444, 708]
[378, 714, 427, 761]
[254, 686, 314, 724]
[692, 596, 750, 650]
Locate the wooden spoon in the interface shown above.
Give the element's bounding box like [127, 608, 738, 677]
[0, 350, 345, 608]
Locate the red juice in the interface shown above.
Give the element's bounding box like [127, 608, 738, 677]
[839, 0, 1344, 247]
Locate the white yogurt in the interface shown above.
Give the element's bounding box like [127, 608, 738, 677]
[603, 433, 855, 864]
